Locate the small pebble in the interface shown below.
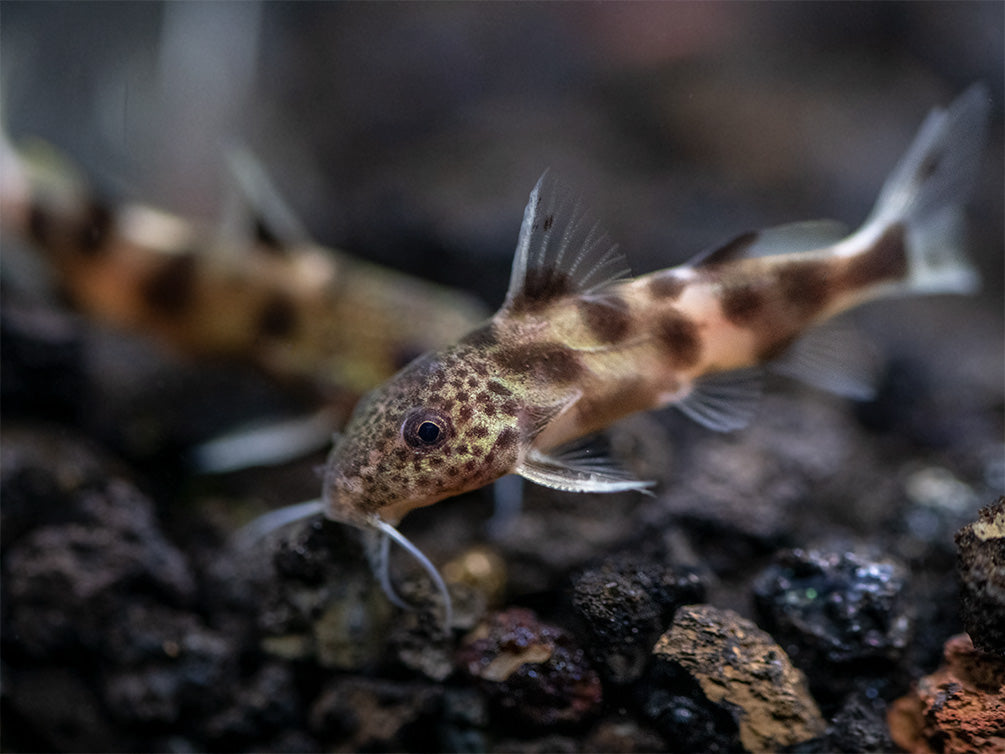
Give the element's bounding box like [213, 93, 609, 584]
[457, 607, 602, 728]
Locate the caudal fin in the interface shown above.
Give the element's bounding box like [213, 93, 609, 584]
[854, 84, 989, 296]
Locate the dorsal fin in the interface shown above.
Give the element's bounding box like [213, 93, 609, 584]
[689, 219, 850, 267]
[502, 171, 630, 314]
[219, 145, 310, 252]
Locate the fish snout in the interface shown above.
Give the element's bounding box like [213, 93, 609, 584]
[321, 451, 371, 528]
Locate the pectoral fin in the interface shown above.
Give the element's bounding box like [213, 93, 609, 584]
[517, 444, 654, 494]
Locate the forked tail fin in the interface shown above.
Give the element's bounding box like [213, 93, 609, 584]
[852, 84, 989, 296]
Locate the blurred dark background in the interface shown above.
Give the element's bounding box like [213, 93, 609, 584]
[3, 2, 1001, 310]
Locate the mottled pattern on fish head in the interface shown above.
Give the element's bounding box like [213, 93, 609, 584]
[322, 339, 524, 526]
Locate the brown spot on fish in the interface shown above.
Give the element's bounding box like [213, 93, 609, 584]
[696, 230, 759, 267]
[497, 342, 583, 384]
[142, 253, 197, 314]
[843, 222, 908, 289]
[470, 425, 489, 439]
[493, 427, 519, 453]
[488, 380, 513, 397]
[917, 149, 943, 182]
[78, 201, 113, 255]
[578, 294, 631, 343]
[509, 266, 572, 313]
[778, 260, 831, 315]
[648, 273, 687, 300]
[257, 292, 298, 338]
[656, 310, 701, 368]
[721, 283, 765, 326]
[458, 404, 473, 422]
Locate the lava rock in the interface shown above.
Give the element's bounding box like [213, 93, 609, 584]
[2, 428, 197, 659]
[571, 554, 705, 683]
[101, 603, 236, 726]
[457, 607, 603, 728]
[309, 676, 443, 752]
[646, 604, 826, 754]
[785, 692, 895, 753]
[752, 548, 912, 696]
[257, 520, 394, 670]
[888, 633, 1005, 754]
[203, 663, 306, 749]
[955, 497, 1005, 655]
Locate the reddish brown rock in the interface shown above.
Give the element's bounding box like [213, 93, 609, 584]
[457, 607, 602, 727]
[888, 633, 1005, 754]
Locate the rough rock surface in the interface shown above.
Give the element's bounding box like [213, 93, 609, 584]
[753, 548, 912, 702]
[646, 604, 826, 753]
[955, 497, 1005, 655]
[888, 633, 1005, 754]
[457, 607, 603, 728]
[571, 554, 705, 683]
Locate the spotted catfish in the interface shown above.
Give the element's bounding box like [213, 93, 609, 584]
[0, 139, 487, 401]
[307, 86, 989, 623]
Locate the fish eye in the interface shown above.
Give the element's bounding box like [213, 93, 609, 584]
[401, 408, 452, 449]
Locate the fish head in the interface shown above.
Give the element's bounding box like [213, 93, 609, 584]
[322, 346, 525, 527]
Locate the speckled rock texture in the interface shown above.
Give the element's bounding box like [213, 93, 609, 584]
[646, 604, 827, 753]
[955, 497, 1005, 655]
[571, 554, 705, 683]
[457, 607, 603, 728]
[888, 634, 1005, 754]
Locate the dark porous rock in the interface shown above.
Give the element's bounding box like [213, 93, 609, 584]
[308, 676, 443, 752]
[257, 520, 394, 670]
[583, 717, 668, 752]
[955, 497, 1005, 655]
[386, 577, 485, 681]
[784, 692, 895, 753]
[203, 663, 305, 749]
[752, 548, 912, 700]
[4, 666, 119, 752]
[571, 554, 705, 683]
[642, 685, 741, 753]
[457, 607, 603, 728]
[888, 633, 1005, 754]
[2, 428, 197, 660]
[490, 734, 580, 753]
[101, 603, 236, 726]
[645, 604, 826, 754]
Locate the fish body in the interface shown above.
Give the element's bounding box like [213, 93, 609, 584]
[323, 86, 988, 540]
[0, 140, 487, 398]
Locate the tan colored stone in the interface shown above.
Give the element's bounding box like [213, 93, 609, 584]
[653, 604, 826, 753]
